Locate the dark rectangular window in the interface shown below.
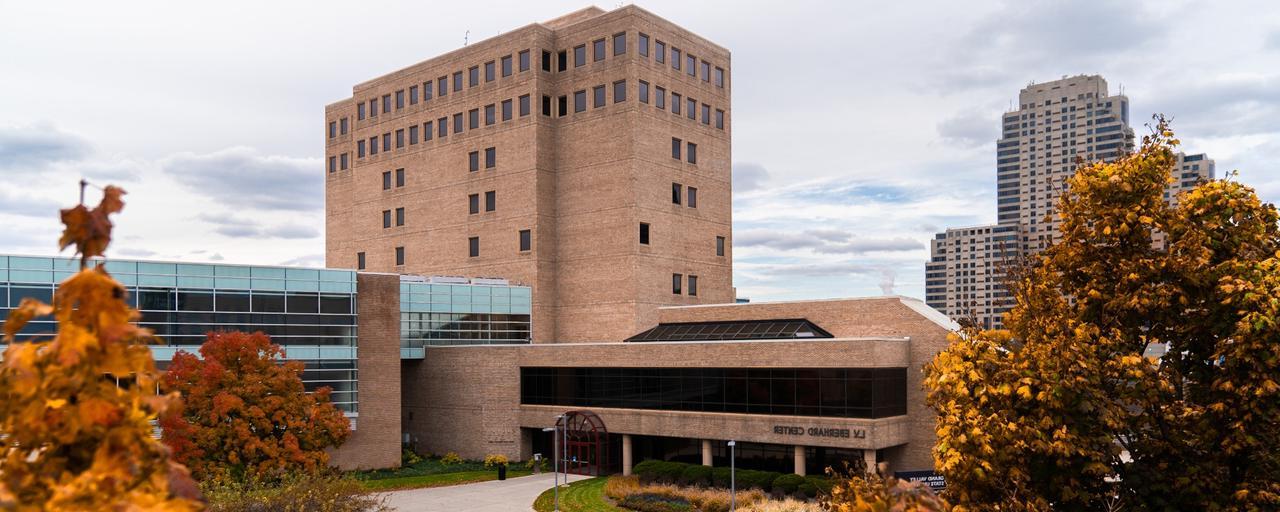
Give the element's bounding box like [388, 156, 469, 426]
[357, 252, 366, 270]
[409, 85, 419, 104]
[519, 229, 531, 251]
[542, 50, 552, 72]
[639, 33, 649, 57]
[686, 55, 696, 76]
[395, 207, 405, 226]
[672, 93, 682, 115]
[672, 273, 682, 294]
[468, 193, 479, 214]
[469, 109, 479, 129]
[485, 60, 496, 81]
[382, 171, 392, 190]
[328, 121, 336, 138]
[395, 129, 404, 148]
[395, 89, 405, 109]
[689, 275, 698, 296]
[671, 138, 682, 159]
[613, 80, 626, 103]
[395, 246, 405, 266]
[382, 209, 391, 228]
[424, 80, 433, 99]
[382, 133, 391, 152]
[701, 104, 711, 125]
[574, 45, 586, 67]
[656, 87, 666, 109]
[438, 117, 447, 138]
[701, 61, 710, 82]
[716, 236, 725, 257]
[502, 99, 512, 121]
[519, 95, 531, 116]
[574, 90, 587, 113]
[339, 117, 348, 134]
[501, 56, 512, 77]
[687, 98, 696, 119]
[655, 40, 666, 63]
[453, 71, 463, 91]
[688, 142, 697, 164]
[593, 85, 605, 108]
[558, 96, 567, 117]
[688, 186, 697, 208]
[469, 66, 480, 87]
[715, 109, 724, 129]
[357, 102, 366, 120]
[453, 113, 463, 133]
[369, 99, 377, 117]
[672, 47, 682, 70]
[671, 183, 682, 205]
[715, 67, 724, 88]
[424, 121, 433, 141]
[340, 153, 348, 170]
[409, 125, 419, 144]
[469, 237, 480, 257]
[639, 81, 649, 104]
[369, 137, 378, 155]
[519, 50, 530, 71]
[542, 95, 552, 116]
[439, 76, 448, 96]
[613, 32, 626, 55]
[328, 156, 336, 173]
[469, 151, 479, 172]
[382, 94, 391, 113]
[485, 190, 495, 212]
[395, 168, 405, 187]
[593, 38, 605, 61]
[358, 140, 366, 157]
[485, 147, 496, 168]
[640, 222, 650, 245]
[558, 50, 567, 71]
[485, 104, 495, 125]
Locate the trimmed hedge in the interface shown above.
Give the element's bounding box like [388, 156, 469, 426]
[678, 464, 712, 487]
[772, 473, 805, 494]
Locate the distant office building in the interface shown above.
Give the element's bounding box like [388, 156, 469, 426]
[927, 75, 1215, 328]
[324, 4, 733, 344]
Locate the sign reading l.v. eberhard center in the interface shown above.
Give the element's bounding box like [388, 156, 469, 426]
[773, 425, 866, 439]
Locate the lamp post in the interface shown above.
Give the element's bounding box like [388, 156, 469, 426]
[544, 418, 562, 512]
[728, 440, 736, 511]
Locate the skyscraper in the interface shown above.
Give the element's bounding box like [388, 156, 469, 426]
[926, 75, 1214, 328]
[324, 6, 733, 343]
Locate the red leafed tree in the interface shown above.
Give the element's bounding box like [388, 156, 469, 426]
[159, 331, 352, 482]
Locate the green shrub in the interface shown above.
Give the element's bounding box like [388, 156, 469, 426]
[711, 467, 733, 488]
[617, 492, 695, 512]
[679, 464, 712, 486]
[634, 459, 666, 483]
[204, 471, 387, 512]
[804, 475, 833, 497]
[440, 452, 463, 466]
[739, 470, 781, 490]
[772, 473, 805, 494]
[656, 461, 687, 484]
[400, 448, 422, 467]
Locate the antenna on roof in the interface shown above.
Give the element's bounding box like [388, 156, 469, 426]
[464, 30, 470, 46]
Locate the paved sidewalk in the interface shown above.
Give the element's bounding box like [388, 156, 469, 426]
[381, 472, 590, 512]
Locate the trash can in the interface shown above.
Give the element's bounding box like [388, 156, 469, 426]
[498, 464, 507, 481]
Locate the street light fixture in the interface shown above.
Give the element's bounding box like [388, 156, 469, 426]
[544, 417, 563, 512]
[728, 440, 736, 511]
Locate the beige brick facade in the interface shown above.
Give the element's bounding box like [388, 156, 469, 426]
[325, 5, 733, 344]
[329, 273, 402, 470]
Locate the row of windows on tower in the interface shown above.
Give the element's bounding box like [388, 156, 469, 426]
[672, 273, 698, 296]
[541, 31, 727, 91]
[354, 97, 530, 159]
[638, 224, 726, 258]
[351, 50, 533, 123]
[356, 231, 532, 269]
[537, 80, 726, 131]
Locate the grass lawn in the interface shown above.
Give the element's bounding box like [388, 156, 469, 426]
[532, 477, 622, 512]
[353, 456, 532, 491]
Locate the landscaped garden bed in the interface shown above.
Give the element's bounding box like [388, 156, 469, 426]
[353, 450, 532, 491]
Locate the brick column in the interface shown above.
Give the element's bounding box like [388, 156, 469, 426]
[701, 439, 713, 466]
[622, 434, 633, 476]
[863, 449, 877, 475]
[794, 445, 806, 476]
[329, 272, 402, 470]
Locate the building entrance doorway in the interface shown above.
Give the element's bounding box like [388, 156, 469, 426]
[556, 410, 609, 476]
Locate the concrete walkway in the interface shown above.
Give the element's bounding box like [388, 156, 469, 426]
[381, 472, 590, 512]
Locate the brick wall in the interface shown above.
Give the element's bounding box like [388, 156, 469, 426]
[330, 273, 402, 469]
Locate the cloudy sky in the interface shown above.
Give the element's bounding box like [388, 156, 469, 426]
[2, 0, 1277, 301]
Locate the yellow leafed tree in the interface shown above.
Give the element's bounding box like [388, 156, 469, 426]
[0, 186, 203, 510]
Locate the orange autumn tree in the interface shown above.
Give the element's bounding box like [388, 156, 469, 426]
[0, 186, 202, 510]
[159, 331, 351, 482]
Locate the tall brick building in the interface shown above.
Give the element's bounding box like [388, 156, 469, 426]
[325, 5, 733, 343]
